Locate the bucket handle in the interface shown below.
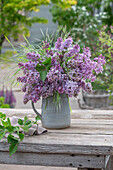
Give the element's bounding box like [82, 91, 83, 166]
[31, 101, 42, 119]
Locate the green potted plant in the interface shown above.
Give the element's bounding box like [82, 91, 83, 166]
[82, 26, 113, 108]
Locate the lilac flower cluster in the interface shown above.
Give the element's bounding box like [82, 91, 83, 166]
[17, 37, 105, 104]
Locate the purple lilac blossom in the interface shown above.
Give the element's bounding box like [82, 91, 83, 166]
[17, 37, 106, 104]
[9, 88, 16, 108]
[55, 37, 63, 50]
[4, 88, 9, 104]
[0, 87, 16, 107]
[0, 86, 4, 97]
[60, 37, 73, 51]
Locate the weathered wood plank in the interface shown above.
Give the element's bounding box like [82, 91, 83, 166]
[71, 119, 113, 125]
[3, 118, 113, 135]
[0, 152, 105, 169]
[49, 122, 113, 135]
[1, 133, 113, 147]
[71, 110, 113, 119]
[2, 117, 113, 135]
[0, 164, 78, 170]
[0, 142, 112, 155]
[0, 133, 113, 155]
[1, 109, 113, 119]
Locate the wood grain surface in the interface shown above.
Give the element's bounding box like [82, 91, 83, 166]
[0, 109, 113, 170]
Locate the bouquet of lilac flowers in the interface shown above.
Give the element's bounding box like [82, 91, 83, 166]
[17, 37, 105, 104]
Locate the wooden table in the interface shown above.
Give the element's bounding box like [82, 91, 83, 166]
[0, 109, 113, 170]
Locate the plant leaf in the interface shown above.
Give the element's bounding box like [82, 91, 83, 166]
[35, 65, 45, 72]
[42, 57, 51, 68]
[18, 119, 23, 125]
[0, 112, 6, 119]
[39, 71, 47, 82]
[1, 120, 10, 127]
[7, 134, 19, 144]
[0, 125, 4, 130]
[57, 92, 60, 107]
[23, 34, 30, 46]
[4, 36, 17, 52]
[7, 118, 11, 127]
[19, 133, 24, 141]
[25, 120, 31, 125]
[35, 115, 41, 122]
[21, 125, 31, 132]
[9, 143, 18, 156]
[23, 116, 28, 125]
[0, 131, 5, 140]
[13, 126, 20, 135]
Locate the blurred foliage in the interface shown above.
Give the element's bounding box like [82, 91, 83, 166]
[51, 0, 77, 9]
[0, 0, 51, 54]
[0, 51, 17, 63]
[50, 0, 113, 51]
[92, 26, 113, 92]
[0, 97, 10, 108]
[0, 86, 16, 108]
[0, 0, 76, 62]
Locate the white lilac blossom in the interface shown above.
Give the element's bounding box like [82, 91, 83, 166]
[17, 37, 105, 104]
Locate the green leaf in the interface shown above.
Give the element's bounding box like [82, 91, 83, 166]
[1, 120, 9, 127]
[21, 125, 31, 132]
[24, 116, 28, 121]
[9, 143, 18, 156]
[39, 71, 47, 82]
[51, 0, 59, 4]
[23, 116, 28, 125]
[35, 115, 41, 122]
[26, 120, 31, 125]
[47, 65, 52, 71]
[23, 34, 30, 46]
[0, 125, 4, 130]
[42, 57, 51, 68]
[66, 55, 74, 63]
[0, 112, 6, 119]
[6, 126, 14, 133]
[18, 119, 23, 125]
[35, 64, 45, 72]
[68, 97, 72, 113]
[7, 134, 19, 144]
[4, 36, 17, 52]
[7, 118, 11, 127]
[13, 126, 20, 135]
[19, 133, 24, 141]
[57, 92, 60, 107]
[0, 131, 5, 140]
